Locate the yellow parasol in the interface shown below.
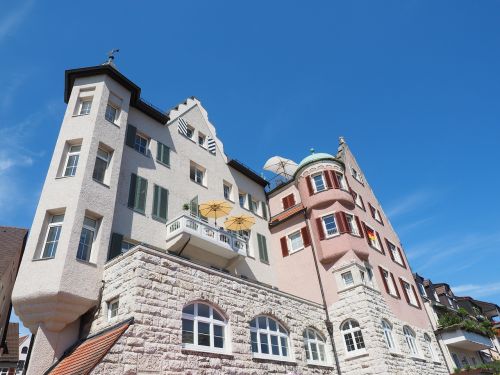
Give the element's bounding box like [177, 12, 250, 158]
[224, 214, 256, 231]
[199, 200, 233, 226]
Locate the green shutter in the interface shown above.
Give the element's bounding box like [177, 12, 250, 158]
[156, 142, 170, 165]
[108, 232, 123, 260]
[153, 185, 159, 217]
[190, 196, 199, 217]
[137, 177, 148, 212]
[257, 233, 269, 263]
[247, 194, 253, 211]
[160, 187, 168, 220]
[128, 174, 137, 208]
[125, 125, 137, 148]
[262, 202, 268, 220]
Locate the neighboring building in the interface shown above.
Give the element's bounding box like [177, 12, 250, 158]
[414, 273, 499, 371]
[12, 62, 449, 374]
[16, 335, 31, 375]
[0, 323, 19, 375]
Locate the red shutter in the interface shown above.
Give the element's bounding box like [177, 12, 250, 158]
[362, 222, 371, 246]
[330, 171, 340, 189]
[376, 232, 385, 254]
[306, 176, 314, 196]
[282, 194, 295, 210]
[400, 278, 410, 304]
[289, 194, 296, 207]
[335, 212, 347, 233]
[316, 218, 325, 240]
[411, 285, 422, 309]
[397, 247, 407, 268]
[386, 239, 395, 261]
[379, 266, 390, 294]
[355, 216, 364, 238]
[301, 227, 311, 247]
[280, 237, 289, 257]
[391, 273, 401, 298]
[324, 171, 333, 189]
[282, 196, 289, 210]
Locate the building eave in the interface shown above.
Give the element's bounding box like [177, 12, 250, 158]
[227, 159, 268, 187]
[64, 65, 169, 124]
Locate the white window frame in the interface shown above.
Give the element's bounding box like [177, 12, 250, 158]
[107, 298, 119, 321]
[63, 144, 81, 177]
[92, 148, 111, 184]
[365, 225, 381, 250]
[303, 328, 329, 365]
[239, 193, 247, 208]
[417, 283, 427, 297]
[250, 316, 290, 360]
[341, 320, 366, 355]
[404, 326, 419, 356]
[182, 302, 227, 353]
[382, 320, 397, 352]
[185, 125, 195, 140]
[387, 240, 403, 265]
[361, 264, 375, 287]
[223, 182, 233, 201]
[79, 99, 92, 115]
[134, 133, 149, 155]
[190, 163, 206, 186]
[354, 192, 364, 209]
[321, 213, 339, 238]
[336, 172, 348, 190]
[311, 172, 326, 193]
[345, 213, 359, 236]
[76, 216, 97, 262]
[198, 132, 207, 148]
[105, 103, 119, 124]
[287, 230, 304, 254]
[351, 167, 363, 183]
[424, 333, 439, 362]
[402, 280, 418, 306]
[341, 271, 354, 286]
[382, 268, 398, 297]
[41, 214, 64, 259]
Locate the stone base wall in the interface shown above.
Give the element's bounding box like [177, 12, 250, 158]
[90, 247, 337, 374]
[329, 285, 450, 375]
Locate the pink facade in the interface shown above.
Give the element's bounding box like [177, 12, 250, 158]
[268, 144, 431, 329]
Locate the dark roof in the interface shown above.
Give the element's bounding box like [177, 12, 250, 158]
[64, 65, 169, 124]
[45, 318, 133, 375]
[228, 159, 268, 187]
[0, 323, 19, 363]
[0, 227, 28, 276]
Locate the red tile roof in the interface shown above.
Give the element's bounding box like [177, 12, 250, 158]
[270, 204, 305, 226]
[46, 318, 133, 375]
[0, 323, 19, 363]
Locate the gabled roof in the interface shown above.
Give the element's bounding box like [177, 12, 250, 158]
[270, 204, 305, 227]
[0, 227, 28, 275]
[45, 318, 133, 375]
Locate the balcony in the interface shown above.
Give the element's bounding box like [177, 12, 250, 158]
[439, 327, 493, 351]
[166, 214, 248, 259]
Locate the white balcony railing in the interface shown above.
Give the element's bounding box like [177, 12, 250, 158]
[166, 214, 248, 258]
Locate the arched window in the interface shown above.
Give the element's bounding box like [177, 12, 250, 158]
[381, 319, 396, 351]
[303, 328, 328, 364]
[250, 316, 289, 359]
[21, 347, 28, 354]
[182, 302, 227, 351]
[341, 319, 365, 354]
[424, 333, 438, 361]
[403, 326, 419, 356]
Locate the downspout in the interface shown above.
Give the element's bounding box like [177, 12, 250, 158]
[304, 211, 342, 375]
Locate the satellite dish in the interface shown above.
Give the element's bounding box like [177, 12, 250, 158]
[263, 156, 298, 179]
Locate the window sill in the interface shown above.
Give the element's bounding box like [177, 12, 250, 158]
[355, 204, 366, 211]
[181, 345, 231, 358]
[389, 350, 404, 357]
[306, 361, 334, 368]
[391, 259, 406, 269]
[410, 355, 426, 362]
[152, 215, 167, 224]
[105, 118, 120, 128]
[388, 293, 401, 300]
[128, 206, 146, 216]
[345, 350, 368, 360]
[92, 179, 110, 188]
[325, 233, 341, 240]
[55, 175, 75, 180]
[72, 113, 90, 118]
[76, 259, 97, 267]
[190, 179, 207, 189]
[156, 160, 170, 168]
[369, 245, 384, 254]
[32, 256, 55, 262]
[252, 353, 296, 365]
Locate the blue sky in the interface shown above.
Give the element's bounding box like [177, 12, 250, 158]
[1, 1, 499, 335]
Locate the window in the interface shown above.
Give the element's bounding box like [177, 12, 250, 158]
[322, 214, 338, 237]
[79, 99, 92, 115]
[381, 268, 398, 297]
[257, 233, 269, 263]
[21, 347, 28, 354]
[64, 145, 81, 177]
[223, 182, 232, 201]
[448, 297, 455, 308]
[452, 353, 461, 369]
[417, 283, 427, 297]
[239, 193, 246, 208]
[41, 214, 64, 258]
[105, 104, 118, 123]
[361, 264, 374, 287]
[121, 240, 135, 254]
[185, 125, 194, 139]
[351, 167, 363, 183]
[282, 194, 296, 210]
[369, 203, 383, 223]
[76, 217, 97, 262]
[382, 320, 396, 351]
[404, 326, 419, 356]
[198, 132, 206, 147]
[288, 230, 304, 253]
[251, 199, 259, 214]
[424, 334, 438, 361]
[128, 174, 148, 213]
[341, 271, 354, 286]
[353, 191, 364, 209]
[387, 240, 403, 265]
[250, 316, 289, 359]
[341, 320, 365, 354]
[365, 225, 381, 250]
[402, 280, 419, 306]
[312, 173, 326, 192]
[190, 162, 206, 186]
[134, 133, 149, 155]
[156, 142, 170, 166]
[303, 328, 328, 364]
[152, 185, 169, 221]
[92, 148, 110, 184]
[336, 172, 348, 189]
[345, 214, 359, 235]
[182, 302, 226, 351]
[107, 298, 119, 321]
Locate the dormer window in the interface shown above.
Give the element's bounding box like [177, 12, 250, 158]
[312, 172, 326, 192]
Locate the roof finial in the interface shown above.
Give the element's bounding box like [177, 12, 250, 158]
[104, 49, 120, 67]
[310, 148, 315, 155]
[339, 136, 345, 144]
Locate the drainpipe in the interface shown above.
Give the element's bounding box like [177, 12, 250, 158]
[304, 211, 342, 375]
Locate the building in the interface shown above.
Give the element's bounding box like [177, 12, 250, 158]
[12, 62, 449, 374]
[16, 335, 31, 375]
[414, 273, 500, 371]
[0, 323, 19, 375]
